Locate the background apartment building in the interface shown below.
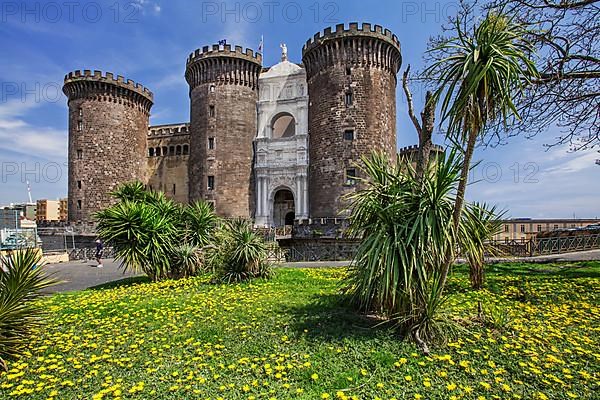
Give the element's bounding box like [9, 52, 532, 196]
[494, 218, 600, 241]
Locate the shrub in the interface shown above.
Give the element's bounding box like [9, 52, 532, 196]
[95, 182, 218, 281]
[0, 249, 56, 370]
[210, 219, 273, 283]
[344, 151, 464, 350]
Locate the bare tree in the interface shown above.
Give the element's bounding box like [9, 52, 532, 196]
[427, 0, 599, 151]
[493, 0, 600, 150]
[402, 65, 436, 181]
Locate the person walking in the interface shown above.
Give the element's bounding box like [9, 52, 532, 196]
[95, 239, 104, 268]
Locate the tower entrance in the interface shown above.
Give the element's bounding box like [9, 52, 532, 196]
[272, 189, 295, 227]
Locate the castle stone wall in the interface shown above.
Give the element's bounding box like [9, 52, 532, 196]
[147, 123, 190, 203]
[63, 70, 153, 222]
[185, 45, 262, 217]
[302, 23, 401, 218]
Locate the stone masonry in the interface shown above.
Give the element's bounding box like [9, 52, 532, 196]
[63, 70, 153, 222]
[302, 23, 402, 218]
[65, 22, 405, 225]
[185, 45, 262, 218]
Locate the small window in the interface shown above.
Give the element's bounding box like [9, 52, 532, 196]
[149, 148, 155, 157]
[172, 184, 176, 195]
[208, 137, 215, 150]
[78, 107, 83, 117]
[183, 145, 189, 155]
[346, 67, 351, 76]
[345, 92, 353, 106]
[553, 224, 559, 230]
[155, 147, 161, 156]
[77, 121, 83, 132]
[162, 146, 167, 156]
[207, 176, 215, 191]
[209, 85, 215, 93]
[169, 146, 175, 156]
[345, 168, 357, 186]
[504, 225, 509, 232]
[77, 181, 82, 189]
[520, 225, 525, 233]
[77, 149, 83, 160]
[343, 129, 355, 141]
[209, 105, 215, 117]
[77, 200, 82, 210]
[176, 145, 182, 155]
[537, 225, 542, 232]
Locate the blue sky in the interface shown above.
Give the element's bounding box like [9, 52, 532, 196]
[0, 0, 598, 218]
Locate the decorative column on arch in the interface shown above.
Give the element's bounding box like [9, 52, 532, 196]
[255, 174, 270, 227]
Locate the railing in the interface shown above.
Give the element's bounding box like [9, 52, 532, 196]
[487, 233, 600, 257]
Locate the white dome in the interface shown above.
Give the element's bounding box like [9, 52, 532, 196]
[260, 60, 304, 78]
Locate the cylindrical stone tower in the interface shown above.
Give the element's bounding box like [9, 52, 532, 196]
[302, 23, 402, 218]
[63, 70, 153, 222]
[185, 44, 262, 218]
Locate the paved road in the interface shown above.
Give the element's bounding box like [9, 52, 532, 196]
[43, 259, 141, 293]
[43, 249, 600, 294]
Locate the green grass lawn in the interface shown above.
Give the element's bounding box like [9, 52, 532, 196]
[1, 262, 598, 399]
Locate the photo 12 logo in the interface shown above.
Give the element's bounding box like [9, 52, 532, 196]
[1, 162, 67, 184]
[0, 2, 143, 24]
[201, 1, 340, 24]
[1, 82, 63, 104]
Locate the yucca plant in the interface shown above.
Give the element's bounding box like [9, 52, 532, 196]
[460, 203, 505, 289]
[95, 200, 178, 281]
[212, 219, 272, 283]
[0, 249, 57, 371]
[171, 244, 203, 279]
[427, 12, 538, 286]
[183, 201, 219, 247]
[344, 150, 463, 350]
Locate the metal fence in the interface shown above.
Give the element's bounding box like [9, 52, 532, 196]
[488, 233, 600, 257]
[56, 233, 600, 263]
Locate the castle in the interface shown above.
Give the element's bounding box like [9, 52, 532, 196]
[63, 22, 403, 226]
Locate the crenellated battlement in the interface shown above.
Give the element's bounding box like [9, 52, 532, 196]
[185, 44, 263, 90]
[148, 123, 190, 137]
[302, 22, 400, 54]
[398, 144, 445, 154]
[302, 22, 401, 80]
[63, 70, 154, 102]
[186, 44, 262, 66]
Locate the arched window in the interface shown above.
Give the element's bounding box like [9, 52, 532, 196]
[183, 145, 189, 155]
[162, 146, 168, 156]
[271, 113, 296, 138]
[176, 145, 182, 155]
[149, 148, 155, 157]
[169, 146, 175, 156]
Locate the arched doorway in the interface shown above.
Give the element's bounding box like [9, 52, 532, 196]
[272, 189, 295, 227]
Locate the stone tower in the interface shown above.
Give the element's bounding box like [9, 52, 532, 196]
[63, 70, 153, 222]
[302, 23, 402, 218]
[185, 45, 262, 218]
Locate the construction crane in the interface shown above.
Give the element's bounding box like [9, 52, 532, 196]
[26, 180, 33, 204]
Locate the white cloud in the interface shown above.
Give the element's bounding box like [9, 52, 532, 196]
[0, 100, 67, 161]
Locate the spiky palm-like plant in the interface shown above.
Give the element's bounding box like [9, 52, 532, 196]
[212, 219, 271, 283]
[95, 200, 178, 281]
[460, 203, 505, 289]
[183, 201, 219, 247]
[344, 151, 463, 349]
[0, 249, 57, 370]
[428, 12, 538, 285]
